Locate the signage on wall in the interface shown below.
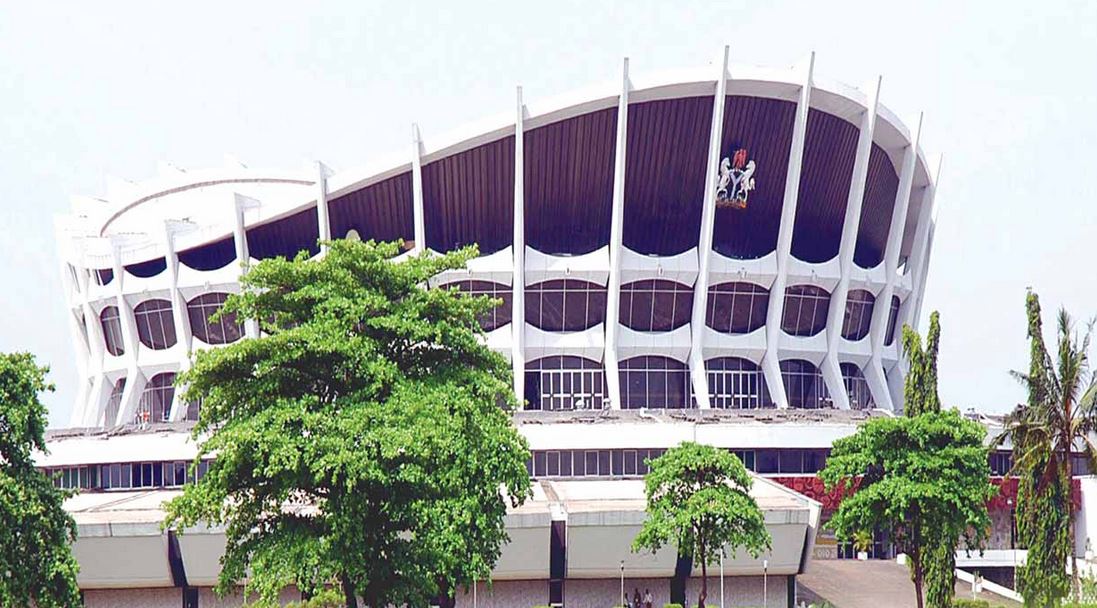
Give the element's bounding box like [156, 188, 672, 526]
[715, 147, 755, 210]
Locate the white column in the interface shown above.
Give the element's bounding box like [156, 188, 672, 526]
[604, 57, 631, 410]
[820, 77, 882, 410]
[904, 156, 942, 331]
[411, 124, 427, 253]
[233, 193, 261, 339]
[316, 161, 333, 251]
[760, 53, 815, 409]
[866, 114, 923, 412]
[109, 242, 141, 426]
[512, 86, 527, 403]
[162, 221, 193, 421]
[58, 257, 92, 426]
[688, 46, 730, 410]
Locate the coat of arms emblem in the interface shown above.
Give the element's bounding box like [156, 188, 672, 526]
[715, 148, 756, 209]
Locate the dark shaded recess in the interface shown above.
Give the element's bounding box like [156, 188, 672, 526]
[549, 519, 567, 606]
[95, 268, 114, 285]
[853, 144, 899, 268]
[246, 207, 320, 260]
[329, 172, 415, 246]
[423, 136, 514, 254]
[177, 236, 236, 271]
[124, 257, 166, 278]
[712, 96, 797, 259]
[524, 108, 617, 254]
[790, 109, 860, 263]
[623, 97, 712, 255]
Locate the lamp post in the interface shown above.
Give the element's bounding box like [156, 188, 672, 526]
[720, 552, 724, 608]
[620, 560, 625, 608]
[763, 558, 768, 608]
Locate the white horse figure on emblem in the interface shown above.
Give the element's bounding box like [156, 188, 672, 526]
[738, 159, 756, 200]
[716, 157, 732, 200]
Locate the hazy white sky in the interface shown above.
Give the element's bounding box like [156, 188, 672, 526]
[2, 1, 1095, 427]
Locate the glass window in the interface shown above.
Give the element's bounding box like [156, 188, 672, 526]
[841, 290, 875, 341]
[757, 450, 779, 474]
[840, 362, 875, 410]
[524, 356, 606, 411]
[779, 450, 803, 474]
[104, 378, 126, 426]
[780, 359, 831, 409]
[619, 356, 692, 409]
[133, 299, 177, 350]
[885, 296, 902, 346]
[533, 451, 547, 477]
[100, 306, 125, 356]
[440, 280, 513, 331]
[706, 357, 772, 409]
[781, 285, 831, 337]
[706, 282, 769, 334]
[525, 279, 607, 332]
[620, 280, 693, 332]
[187, 293, 242, 345]
[135, 373, 176, 423]
[585, 450, 599, 476]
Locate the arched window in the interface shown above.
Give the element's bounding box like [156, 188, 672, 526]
[100, 306, 125, 356]
[184, 398, 200, 422]
[781, 285, 831, 337]
[187, 293, 243, 345]
[780, 359, 831, 409]
[619, 356, 692, 409]
[619, 280, 693, 332]
[135, 372, 176, 423]
[524, 356, 605, 411]
[525, 280, 607, 332]
[134, 299, 177, 350]
[706, 282, 769, 334]
[440, 280, 512, 332]
[104, 378, 126, 426]
[841, 362, 875, 410]
[841, 290, 876, 341]
[706, 357, 772, 409]
[884, 296, 902, 346]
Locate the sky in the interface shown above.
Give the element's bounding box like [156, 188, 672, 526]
[1, 1, 1095, 427]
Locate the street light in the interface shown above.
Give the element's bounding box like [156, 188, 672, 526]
[720, 552, 724, 608]
[620, 560, 625, 608]
[763, 558, 768, 608]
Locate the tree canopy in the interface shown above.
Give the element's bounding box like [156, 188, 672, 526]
[163, 240, 531, 608]
[820, 410, 995, 608]
[632, 442, 770, 608]
[999, 291, 1097, 606]
[0, 352, 81, 608]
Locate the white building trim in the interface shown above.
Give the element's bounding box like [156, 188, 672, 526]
[512, 86, 528, 402]
[604, 58, 632, 409]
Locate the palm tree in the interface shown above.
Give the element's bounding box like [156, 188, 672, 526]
[999, 292, 1097, 602]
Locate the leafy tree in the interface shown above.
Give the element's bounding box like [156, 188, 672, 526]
[820, 410, 995, 608]
[998, 291, 1097, 606]
[631, 442, 771, 608]
[0, 352, 81, 607]
[163, 240, 532, 608]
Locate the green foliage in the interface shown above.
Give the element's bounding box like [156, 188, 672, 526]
[998, 291, 1097, 607]
[663, 604, 684, 608]
[162, 240, 532, 608]
[285, 588, 344, 607]
[820, 409, 995, 608]
[0, 352, 81, 608]
[951, 600, 990, 608]
[632, 442, 770, 608]
[901, 311, 941, 417]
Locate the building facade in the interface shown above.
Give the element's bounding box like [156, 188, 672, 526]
[48, 51, 946, 607]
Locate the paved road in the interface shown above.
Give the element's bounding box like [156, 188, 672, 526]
[796, 560, 1021, 608]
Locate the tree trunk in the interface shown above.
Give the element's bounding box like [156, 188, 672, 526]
[1067, 434, 1079, 603]
[698, 536, 708, 608]
[341, 574, 359, 608]
[913, 556, 925, 608]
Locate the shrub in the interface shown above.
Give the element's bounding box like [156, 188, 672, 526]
[952, 600, 989, 608]
[663, 604, 684, 608]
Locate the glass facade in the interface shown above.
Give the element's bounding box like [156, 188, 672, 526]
[441, 280, 513, 331]
[524, 356, 606, 411]
[841, 290, 875, 341]
[706, 282, 769, 334]
[619, 280, 693, 332]
[45, 460, 211, 491]
[525, 279, 607, 332]
[187, 293, 242, 345]
[780, 359, 831, 409]
[104, 378, 125, 425]
[134, 299, 177, 350]
[134, 372, 176, 423]
[706, 357, 772, 409]
[100, 305, 125, 356]
[618, 356, 692, 409]
[840, 362, 875, 410]
[884, 295, 901, 346]
[781, 285, 831, 337]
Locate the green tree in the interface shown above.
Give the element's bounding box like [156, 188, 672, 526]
[0, 352, 81, 607]
[820, 410, 995, 608]
[631, 442, 771, 608]
[998, 291, 1097, 606]
[163, 240, 532, 608]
